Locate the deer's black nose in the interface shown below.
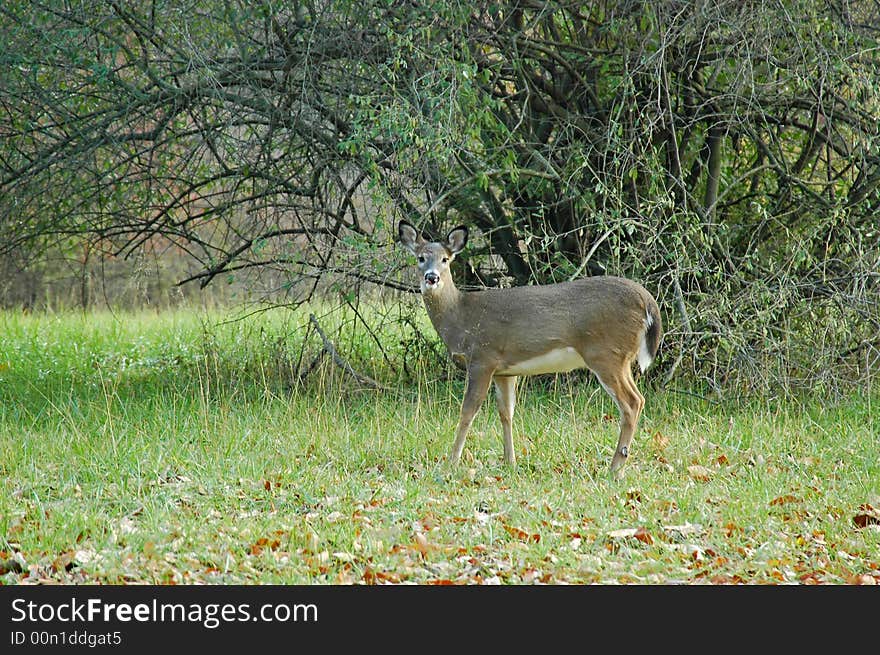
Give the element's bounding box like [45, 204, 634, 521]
[425, 272, 440, 285]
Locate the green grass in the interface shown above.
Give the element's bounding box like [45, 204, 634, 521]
[1, 307, 878, 584]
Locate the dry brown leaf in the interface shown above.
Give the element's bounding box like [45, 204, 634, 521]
[847, 574, 877, 585]
[798, 571, 824, 585]
[420, 514, 439, 531]
[722, 522, 742, 537]
[607, 527, 654, 545]
[687, 465, 713, 481]
[607, 527, 639, 539]
[52, 551, 76, 573]
[249, 537, 281, 556]
[652, 432, 670, 451]
[662, 523, 704, 537]
[502, 523, 540, 542]
[412, 531, 439, 558]
[521, 569, 540, 583]
[853, 504, 880, 529]
[664, 543, 705, 560]
[633, 527, 654, 546]
[377, 570, 401, 583]
[770, 494, 800, 506]
[626, 489, 642, 504]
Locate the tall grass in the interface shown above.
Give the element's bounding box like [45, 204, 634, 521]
[1, 306, 877, 584]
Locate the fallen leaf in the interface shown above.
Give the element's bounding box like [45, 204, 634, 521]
[853, 504, 880, 529]
[633, 527, 654, 546]
[626, 489, 642, 504]
[847, 574, 877, 585]
[687, 465, 713, 482]
[363, 568, 402, 584]
[798, 571, 824, 585]
[770, 494, 800, 506]
[664, 543, 705, 560]
[412, 531, 439, 558]
[420, 514, 439, 531]
[521, 569, 540, 583]
[662, 523, 704, 537]
[652, 432, 670, 450]
[607, 527, 653, 545]
[335, 569, 355, 584]
[607, 527, 640, 539]
[52, 551, 77, 572]
[722, 522, 742, 537]
[502, 523, 540, 542]
[769, 569, 787, 582]
[249, 537, 281, 556]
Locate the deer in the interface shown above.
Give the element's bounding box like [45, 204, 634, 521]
[398, 220, 662, 478]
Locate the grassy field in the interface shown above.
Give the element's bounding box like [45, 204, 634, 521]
[1, 307, 878, 585]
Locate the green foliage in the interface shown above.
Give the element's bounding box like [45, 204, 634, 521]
[1, 1, 879, 393]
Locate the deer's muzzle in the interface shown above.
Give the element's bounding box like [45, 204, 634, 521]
[424, 272, 440, 287]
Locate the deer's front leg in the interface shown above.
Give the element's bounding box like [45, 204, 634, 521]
[449, 364, 495, 464]
[493, 375, 518, 466]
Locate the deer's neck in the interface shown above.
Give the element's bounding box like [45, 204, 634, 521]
[421, 279, 464, 346]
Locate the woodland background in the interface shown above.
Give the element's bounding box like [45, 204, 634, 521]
[2, 0, 879, 395]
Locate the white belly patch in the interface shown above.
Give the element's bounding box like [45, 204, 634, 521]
[499, 347, 587, 376]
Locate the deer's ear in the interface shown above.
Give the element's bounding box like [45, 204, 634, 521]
[398, 221, 423, 256]
[446, 225, 468, 255]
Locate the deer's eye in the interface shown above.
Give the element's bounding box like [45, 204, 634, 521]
[442, 257, 449, 263]
[417, 256, 425, 264]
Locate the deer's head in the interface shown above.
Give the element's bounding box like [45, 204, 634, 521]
[398, 221, 468, 293]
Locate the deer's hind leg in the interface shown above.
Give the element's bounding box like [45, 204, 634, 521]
[584, 353, 645, 478]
